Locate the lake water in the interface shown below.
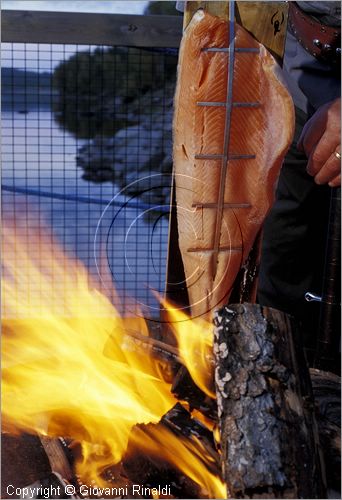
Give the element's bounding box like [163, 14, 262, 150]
[2, 107, 170, 318]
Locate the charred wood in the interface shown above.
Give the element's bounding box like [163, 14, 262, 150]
[310, 368, 341, 495]
[229, 230, 262, 304]
[161, 403, 218, 462]
[1, 433, 51, 497]
[214, 303, 326, 498]
[39, 436, 74, 482]
[123, 426, 201, 498]
[123, 403, 220, 499]
[171, 366, 217, 419]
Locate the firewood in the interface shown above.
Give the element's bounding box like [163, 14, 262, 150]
[214, 303, 326, 498]
[39, 436, 74, 482]
[310, 368, 341, 494]
[123, 424, 201, 499]
[171, 366, 217, 419]
[123, 403, 219, 499]
[161, 402, 218, 462]
[1, 433, 51, 497]
[229, 230, 262, 305]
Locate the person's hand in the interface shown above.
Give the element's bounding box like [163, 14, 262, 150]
[297, 97, 341, 187]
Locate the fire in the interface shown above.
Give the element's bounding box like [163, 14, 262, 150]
[128, 424, 226, 498]
[2, 220, 225, 498]
[162, 301, 215, 399]
[2, 221, 175, 475]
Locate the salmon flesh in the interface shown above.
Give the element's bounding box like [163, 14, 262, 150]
[173, 10, 295, 319]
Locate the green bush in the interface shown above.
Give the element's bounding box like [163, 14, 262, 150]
[144, 1, 182, 16]
[52, 47, 178, 139]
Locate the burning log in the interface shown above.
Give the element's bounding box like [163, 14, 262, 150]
[171, 366, 217, 419]
[39, 436, 74, 483]
[229, 230, 262, 305]
[123, 433, 202, 499]
[123, 437, 201, 497]
[214, 303, 326, 499]
[121, 328, 181, 365]
[160, 403, 217, 454]
[122, 403, 223, 499]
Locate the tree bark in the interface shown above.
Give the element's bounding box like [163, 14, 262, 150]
[214, 303, 326, 498]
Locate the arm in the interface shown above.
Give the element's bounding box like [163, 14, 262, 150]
[297, 97, 341, 187]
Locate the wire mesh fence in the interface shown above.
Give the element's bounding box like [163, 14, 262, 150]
[2, 40, 178, 319]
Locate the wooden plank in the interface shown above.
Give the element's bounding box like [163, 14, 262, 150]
[164, 182, 189, 310]
[183, 2, 288, 59]
[1, 10, 183, 47]
[183, 1, 229, 28]
[236, 2, 289, 60]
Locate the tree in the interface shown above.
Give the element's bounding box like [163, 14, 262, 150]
[52, 46, 177, 139]
[144, 2, 182, 16]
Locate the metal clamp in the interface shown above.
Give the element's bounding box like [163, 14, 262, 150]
[305, 292, 322, 303]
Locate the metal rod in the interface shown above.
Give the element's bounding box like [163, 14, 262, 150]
[194, 153, 255, 160]
[192, 202, 251, 209]
[202, 47, 259, 53]
[197, 101, 227, 107]
[235, 47, 260, 53]
[211, 0, 236, 280]
[187, 246, 242, 253]
[197, 101, 260, 108]
[233, 102, 260, 108]
[229, 154, 256, 159]
[195, 154, 224, 159]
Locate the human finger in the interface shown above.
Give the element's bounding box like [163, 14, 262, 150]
[306, 131, 339, 177]
[297, 119, 323, 154]
[297, 98, 340, 156]
[328, 174, 341, 188]
[314, 149, 341, 185]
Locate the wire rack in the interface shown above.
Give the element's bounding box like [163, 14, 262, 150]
[2, 42, 178, 319]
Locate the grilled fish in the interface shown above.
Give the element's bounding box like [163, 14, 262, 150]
[173, 10, 295, 319]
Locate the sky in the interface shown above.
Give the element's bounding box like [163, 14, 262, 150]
[2, 0, 149, 14]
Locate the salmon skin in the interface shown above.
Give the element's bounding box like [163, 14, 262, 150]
[173, 10, 295, 319]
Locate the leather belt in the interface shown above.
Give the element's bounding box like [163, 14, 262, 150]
[288, 2, 341, 65]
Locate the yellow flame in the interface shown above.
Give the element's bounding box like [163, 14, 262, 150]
[2, 223, 175, 479]
[129, 424, 226, 498]
[2, 220, 224, 496]
[162, 300, 215, 399]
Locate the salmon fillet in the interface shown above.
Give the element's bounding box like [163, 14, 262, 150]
[173, 10, 295, 319]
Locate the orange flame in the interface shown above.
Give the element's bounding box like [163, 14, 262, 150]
[129, 424, 226, 498]
[162, 300, 215, 399]
[2, 220, 225, 498]
[2, 222, 175, 475]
